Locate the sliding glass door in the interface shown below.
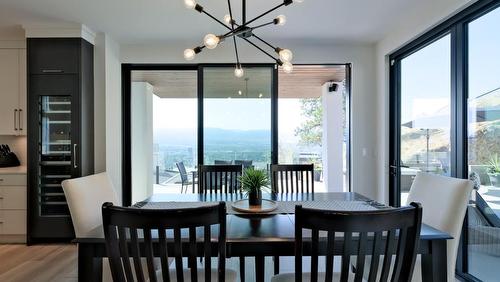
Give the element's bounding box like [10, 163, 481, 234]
[395, 34, 452, 205]
[389, 1, 500, 280]
[466, 6, 500, 280]
[202, 66, 274, 169]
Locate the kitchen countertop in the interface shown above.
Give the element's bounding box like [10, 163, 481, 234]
[0, 165, 27, 174]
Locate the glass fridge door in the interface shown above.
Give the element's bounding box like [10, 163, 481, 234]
[39, 96, 72, 217]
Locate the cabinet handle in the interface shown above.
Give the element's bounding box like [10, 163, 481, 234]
[41, 69, 64, 73]
[18, 109, 22, 131]
[14, 109, 18, 131]
[73, 144, 78, 168]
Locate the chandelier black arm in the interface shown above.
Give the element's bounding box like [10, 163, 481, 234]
[251, 21, 275, 30]
[243, 0, 291, 27]
[251, 33, 277, 51]
[201, 10, 232, 31]
[242, 38, 279, 62]
[227, 0, 240, 66]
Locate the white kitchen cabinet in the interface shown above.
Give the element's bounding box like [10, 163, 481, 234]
[0, 48, 26, 136]
[0, 172, 27, 243]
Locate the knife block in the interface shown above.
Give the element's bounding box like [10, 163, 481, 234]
[0, 152, 20, 168]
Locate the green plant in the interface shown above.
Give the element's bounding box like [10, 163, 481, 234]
[239, 168, 270, 195]
[489, 154, 500, 174]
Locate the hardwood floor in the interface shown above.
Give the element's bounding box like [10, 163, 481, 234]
[0, 244, 279, 282]
[0, 244, 77, 282]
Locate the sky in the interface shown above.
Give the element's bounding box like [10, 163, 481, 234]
[152, 90, 304, 136]
[400, 6, 500, 125]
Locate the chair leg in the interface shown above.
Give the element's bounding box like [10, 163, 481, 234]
[239, 256, 245, 282]
[273, 256, 280, 275]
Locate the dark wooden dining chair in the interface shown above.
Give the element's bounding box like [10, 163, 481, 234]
[198, 164, 243, 194]
[235, 160, 253, 169]
[271, 202, 423, 282]
[271, 164, 314, 194]
[102, 201, 236, 282]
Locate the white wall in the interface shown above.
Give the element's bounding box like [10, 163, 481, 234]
[93, 33, 106, 173]
[101, 35, 122, 202]
[120, 40, 379, 199]
[374, 0, 476, 203]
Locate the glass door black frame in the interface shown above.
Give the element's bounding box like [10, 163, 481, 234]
[388, 0, 500, 280]
[122, 63, 352, 205]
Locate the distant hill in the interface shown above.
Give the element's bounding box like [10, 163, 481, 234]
[154, 127, 270, 146]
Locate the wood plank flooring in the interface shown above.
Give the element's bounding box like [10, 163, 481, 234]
[0, 244, 77, 282]
[0, 244, 280, 282]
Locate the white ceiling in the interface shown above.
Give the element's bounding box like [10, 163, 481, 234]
[0, 0, 452, 44]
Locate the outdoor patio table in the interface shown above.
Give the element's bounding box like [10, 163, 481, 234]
[74, 192, 451, 282]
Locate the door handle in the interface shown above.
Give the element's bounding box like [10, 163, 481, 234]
[18, 109, 22, 131]
[14, 109, 18, 131]
[42, 69, 63, 73]
[73, 144, 78, 168]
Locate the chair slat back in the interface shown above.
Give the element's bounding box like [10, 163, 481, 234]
[294, 202, 422, 282]
[102, 202, 227, 282]
[198, 164, 243, 194]
[176, 162, 188, 184]
[271, 164, 314, 194]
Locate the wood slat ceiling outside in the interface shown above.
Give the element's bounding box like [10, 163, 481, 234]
[131, 65, 345, 99]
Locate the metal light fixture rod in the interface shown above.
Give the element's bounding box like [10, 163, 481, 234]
[202, 10, 231, 30]
[184, 0, 297, 72]
[227, 0, 240, 66]
[243, 2, 287, 27]
[251, 21, 275, 30]
[242, 38, 279, 62]
[252, 33, 277, 50]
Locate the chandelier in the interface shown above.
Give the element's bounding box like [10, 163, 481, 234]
[182, 0, 303, 77]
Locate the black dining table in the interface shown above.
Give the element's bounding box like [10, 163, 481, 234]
[74, 192, 451, 282]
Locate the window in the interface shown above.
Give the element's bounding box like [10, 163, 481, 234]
[203, 66, 272, 169]
[466, 6, 500, 281]
[278, 65, 349, 192]
[399, 35, 452, 204]
[389, 1, 500, 280]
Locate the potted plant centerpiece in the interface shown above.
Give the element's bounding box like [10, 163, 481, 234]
[488, 154, 500, 187]
[239, 168, 270, 206]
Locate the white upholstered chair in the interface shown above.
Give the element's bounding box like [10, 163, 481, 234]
[406, 172, 473, 282]
[62, 172, 119, 281]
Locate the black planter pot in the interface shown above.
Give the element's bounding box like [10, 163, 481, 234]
[248, 190, 262, 206]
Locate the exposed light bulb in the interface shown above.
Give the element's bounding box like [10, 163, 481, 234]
[282, 62, 293, 73]
[279, 49, 293, 62]
[183, 48, 196, 60]
[238, 90, 242, 95]
[204, 34, 219, 49]
[224, 14, 232, 25]
[259, 93, 263, 98]
[184, 0, 196, 9]
[275, 15, 286, 26]
[234, 66, 244, 78]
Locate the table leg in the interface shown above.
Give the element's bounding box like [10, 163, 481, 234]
[255, 256, 265, 282]
[78, 243, 103, 282]
[421, 239, 447, 282]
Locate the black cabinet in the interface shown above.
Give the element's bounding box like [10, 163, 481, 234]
[27, 38, 94, 243]
[28, 38, 80, 74]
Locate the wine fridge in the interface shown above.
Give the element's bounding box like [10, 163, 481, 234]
[28, 38, 94, 243]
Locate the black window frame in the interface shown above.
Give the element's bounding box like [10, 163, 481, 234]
[122, 63, 352, 205]
[388, 0, 500, 280]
